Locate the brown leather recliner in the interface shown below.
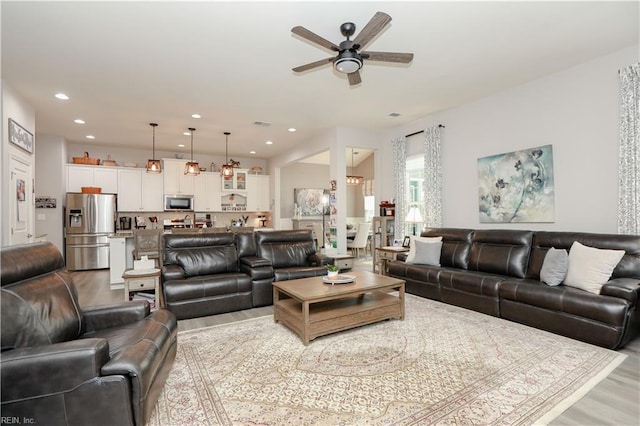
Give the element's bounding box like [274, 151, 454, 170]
[1, 242, 177, 426]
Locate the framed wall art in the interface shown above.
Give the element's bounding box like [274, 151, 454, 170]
[294, 188, 330, 216]
[8, 118, 34, 154]
[478, 144, 555, 223]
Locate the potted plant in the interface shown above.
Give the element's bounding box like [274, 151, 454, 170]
[326, 264, 340, 279]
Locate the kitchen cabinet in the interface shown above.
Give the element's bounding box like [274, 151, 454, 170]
[117, 168, 163, 212]
[194, 172, 222, 212]
[66, 164, 118, 193]
[163, 158, 194, 195]
[221, 169, 248, 193]
[247, 174, 270, 211]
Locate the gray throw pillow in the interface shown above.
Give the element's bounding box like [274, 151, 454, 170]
[539, 247, 569, 286]
[407, 240, 442, 266]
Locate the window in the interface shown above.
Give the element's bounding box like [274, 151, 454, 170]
[364, 195, 375, 222]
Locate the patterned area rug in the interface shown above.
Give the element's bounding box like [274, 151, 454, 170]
[149, 294, 625, 425]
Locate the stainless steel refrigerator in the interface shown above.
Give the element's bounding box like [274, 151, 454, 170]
[65, 193, 116, 271]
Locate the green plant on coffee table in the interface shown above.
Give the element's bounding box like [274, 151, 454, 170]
[326, 264, 340, 272]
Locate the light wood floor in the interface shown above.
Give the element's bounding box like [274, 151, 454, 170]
[72, 259, 640, 426]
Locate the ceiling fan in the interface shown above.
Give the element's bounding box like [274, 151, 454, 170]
[291, 11, 414, 86]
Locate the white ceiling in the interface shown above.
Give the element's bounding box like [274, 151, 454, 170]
[2, 1, 638, 162]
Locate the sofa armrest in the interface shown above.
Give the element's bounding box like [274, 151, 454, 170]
[162, 264, 185, 281]
[82, 301, 149, 333]
[240, 256, 272, 268]
[308, 253, 333, 266]
[600, 278, 640, 305]
[239, 256, 274, 281]
[1, 338, 110, 402]
[396, 253, 409, 262]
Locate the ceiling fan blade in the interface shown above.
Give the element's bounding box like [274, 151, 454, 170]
[292, 26, 339, 51]
[348, 71, 362, 86]
[362, 51, 414, 63]
[292, 57, 334, 73]
[352, 11, 392, 49]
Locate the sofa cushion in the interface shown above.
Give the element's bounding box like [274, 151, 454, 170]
[539, 247, 568, 286]
[406, 239, 443, 266]
[468, 230, 533, 278]
[163, 273, 252, 302]
[564, 242, 625, 294]
[422, 228, 473, 269]
[274, 266, 327, 281]
[255, 230, 317, 269]
[406, 236, 442, 264]
[175, 245, 239, 277]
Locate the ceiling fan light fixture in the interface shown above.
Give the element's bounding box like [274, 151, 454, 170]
[184, 127, 200, 176]
[221, 132, 234, 179]
[146, 123, 162, 174]
[334, 51, 362, 74]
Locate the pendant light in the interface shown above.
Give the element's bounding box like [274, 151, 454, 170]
[146, 123, 162, 173]
[221, 132, 234, 179]
[184, 127, 200, 175]
[346, 148, 363, 185]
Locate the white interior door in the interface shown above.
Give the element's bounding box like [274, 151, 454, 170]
[10, 154, 34, 245]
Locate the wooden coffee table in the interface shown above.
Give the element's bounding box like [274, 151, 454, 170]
[273, 270, 405, 345]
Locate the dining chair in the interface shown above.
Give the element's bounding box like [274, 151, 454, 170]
[132, 228, 162, 267]
[346, 222, 372, 259]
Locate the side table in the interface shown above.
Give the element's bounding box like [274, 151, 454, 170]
[375, 246, 409, 275]
[122, 268, 162, 309]
[331, 254, 355, 271]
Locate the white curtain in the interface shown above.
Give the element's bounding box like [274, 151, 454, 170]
[362, 179, 374, 197]
[423, 126, 443, 228]
[618, 63, 640, 235]
[392, 137, 407, 240]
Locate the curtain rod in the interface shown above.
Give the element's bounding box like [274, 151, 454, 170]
[405, 124, 445, 138]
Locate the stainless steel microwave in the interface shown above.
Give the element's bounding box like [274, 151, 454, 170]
[164, 195, 194, 212]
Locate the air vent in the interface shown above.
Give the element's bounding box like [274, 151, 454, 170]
[253, 121, 272, 127]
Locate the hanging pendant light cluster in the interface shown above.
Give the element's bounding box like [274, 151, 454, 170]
[221, 132, 234, 179]
[346, 148, 363, 185]
[184, 127, 200, 175]
[146, 123, 162, 173]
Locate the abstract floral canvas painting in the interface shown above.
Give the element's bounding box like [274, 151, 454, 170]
[478, 145, 555, 223]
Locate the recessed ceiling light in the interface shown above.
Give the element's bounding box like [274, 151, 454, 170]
[191, 114, 202, 119]
[387, 112, 401, 118]
[86, 135, 95, 140]
[288, 128, 296, 132]
[178, 144, 185, 148]
[55, 93, 69, 100]
[266, 141, 273, 145]
[74, 119, 85, 124]
[250, 151, 256, 154]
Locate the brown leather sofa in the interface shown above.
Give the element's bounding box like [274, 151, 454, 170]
[1, 242, 177, 426]
[161, 230, 333, 319]
[388, 228, 640, 349]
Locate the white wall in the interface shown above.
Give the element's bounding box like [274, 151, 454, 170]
[1, 80, 36, 246]
[380, 45, 638, 234]
[34, 134, 67, 253]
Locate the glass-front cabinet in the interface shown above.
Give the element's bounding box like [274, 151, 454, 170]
[222, 169, 247, 192]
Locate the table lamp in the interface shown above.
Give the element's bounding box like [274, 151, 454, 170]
[405, 206, 423, 236]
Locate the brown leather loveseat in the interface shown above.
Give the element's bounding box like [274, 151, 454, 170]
[388, 228, 640, 349]
[1, 242, 177, 426]
[161, 230, 333, 319]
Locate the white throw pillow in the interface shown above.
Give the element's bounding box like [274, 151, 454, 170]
[539, 247, 569, 286]
[405, 236, 442, 264]
[406, 238, 443, 266]
[564, 241, 625, 294]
